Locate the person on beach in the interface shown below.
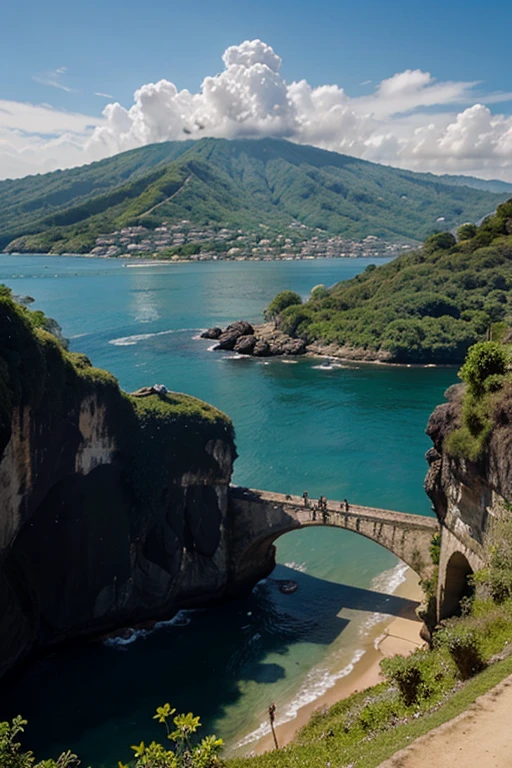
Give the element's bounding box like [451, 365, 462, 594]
[302, 490, 309, 507]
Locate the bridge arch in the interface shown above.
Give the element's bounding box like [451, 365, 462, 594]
[228, 488, 439, 592]
[439, 551, 474, 619]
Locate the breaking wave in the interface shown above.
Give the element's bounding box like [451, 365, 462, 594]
[235, 649, 366, 748]
[108, 328, 200, 346]
[103, 610, 194, 650]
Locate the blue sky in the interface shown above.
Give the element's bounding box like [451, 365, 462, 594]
[2, 0, 512, 180]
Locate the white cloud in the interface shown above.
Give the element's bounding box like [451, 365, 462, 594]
[32, 66, 76, 93]
[2, 39, 512, 181]
[94, 92, 114, 99]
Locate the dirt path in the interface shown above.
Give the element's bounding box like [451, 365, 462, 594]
[379, 674, 512, 768]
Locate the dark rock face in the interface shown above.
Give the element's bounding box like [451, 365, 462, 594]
[234, 334, 257, 354]
[0, 296, 242, 680]
[0, 395, 237, 680]
[214, 320, 255, 350]
[209, 320, 307, 358]
[200, 327, 222, 340]
[271, 337, 306, 356]
[253, 339, 271, 356]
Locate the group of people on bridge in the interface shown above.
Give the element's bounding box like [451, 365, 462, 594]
[302, 491, 350, 523]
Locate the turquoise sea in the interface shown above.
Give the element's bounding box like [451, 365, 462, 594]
[0, 256, 456, 766]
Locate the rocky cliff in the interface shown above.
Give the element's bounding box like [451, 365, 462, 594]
[425, 382, 512, 617]
[0, 291, 238, 679]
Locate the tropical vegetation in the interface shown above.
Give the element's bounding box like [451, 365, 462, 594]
[267, 199, 512, 364]
[1, 138, 509, 253]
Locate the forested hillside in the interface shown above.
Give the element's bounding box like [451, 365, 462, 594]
[268, 200, 512, 364]
[1, 138, 508, 253]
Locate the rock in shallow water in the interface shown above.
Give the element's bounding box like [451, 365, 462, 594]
[201, 327, 222, 339]
[214, 320, 255, 350]
[234, 334, 257, 354]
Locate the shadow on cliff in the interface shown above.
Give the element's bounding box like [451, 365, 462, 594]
[0, 566, 420, 766]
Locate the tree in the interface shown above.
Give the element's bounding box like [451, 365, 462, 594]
[457, 223, 478, 241]
[310, 284, 329, 300]
[264, 291, 302, 321]
[459, 341, 508, 396]
[424, 232, 457, 252]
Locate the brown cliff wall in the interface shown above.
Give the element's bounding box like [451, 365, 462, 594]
[425, 383, 512, 617]
[0, 295, 241, 679]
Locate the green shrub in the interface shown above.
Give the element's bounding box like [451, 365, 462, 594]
[459, 341, 508, 397]
[381, 652, 431, 706]
[429, 533, 441, 565]
[264, 291, 302, 321]
[435, 627, 486, 680]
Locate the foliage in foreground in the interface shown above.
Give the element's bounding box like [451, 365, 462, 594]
[0, 707, 223, 768]
[267, 199, 512, 363]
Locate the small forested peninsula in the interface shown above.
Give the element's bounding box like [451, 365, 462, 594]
[265, 200, 512, 364]
[0, 287, 239, 679]
[0, 137, 509, 255]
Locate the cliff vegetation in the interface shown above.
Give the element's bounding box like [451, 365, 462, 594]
[0, 287, 236, 681]
[267, 199, 512, 364]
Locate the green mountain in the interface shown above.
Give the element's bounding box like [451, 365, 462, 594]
[1, 137, 509, 254]
[438, 174, 512, 195]
[268, 200, 512, 365]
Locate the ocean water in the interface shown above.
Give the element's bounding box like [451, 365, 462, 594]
[0, 256, 457, 766]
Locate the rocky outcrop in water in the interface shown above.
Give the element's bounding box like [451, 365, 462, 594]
[206, 320, 307, 357]
[0, 292, 241, 679]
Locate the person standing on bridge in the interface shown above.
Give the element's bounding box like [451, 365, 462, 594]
[302, 490, 310, 508]
[312, 503, 317, 521]
[344, 498, 349, 512]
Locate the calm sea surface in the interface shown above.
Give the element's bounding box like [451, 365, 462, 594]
[0, 256, 456, 766]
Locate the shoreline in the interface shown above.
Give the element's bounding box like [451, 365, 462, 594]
[245, 568, 424, 756]
[0, 253, 395, 263]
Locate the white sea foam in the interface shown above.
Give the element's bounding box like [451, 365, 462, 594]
[108, 328, 199, 346]
[103, 610, 194, 650]
[359, 563, 409, 637]
[283, 561, 307, 573]
[235, 648, 366, 748]
[312, 364, 334, 370]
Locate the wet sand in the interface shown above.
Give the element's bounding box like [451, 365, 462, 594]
[253, 568, 424, 755]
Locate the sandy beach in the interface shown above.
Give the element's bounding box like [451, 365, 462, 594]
[252, 567, 424, 755]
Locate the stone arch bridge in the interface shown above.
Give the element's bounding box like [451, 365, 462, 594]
[228, 487, 439, 593]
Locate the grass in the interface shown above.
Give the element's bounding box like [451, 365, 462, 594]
[228, 654, 512, 768]
[228, 595, 512, 768]
[0, 287, 234, 492]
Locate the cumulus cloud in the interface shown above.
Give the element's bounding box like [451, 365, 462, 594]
[2, 39, 512, 181]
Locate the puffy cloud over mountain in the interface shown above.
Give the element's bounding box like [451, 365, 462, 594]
[2, 39, 512, 180]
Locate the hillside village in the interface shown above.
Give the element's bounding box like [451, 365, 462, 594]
[89, 220, 415, 260]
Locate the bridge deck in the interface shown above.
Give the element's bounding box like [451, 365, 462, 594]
[235, 488, 439, 531]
